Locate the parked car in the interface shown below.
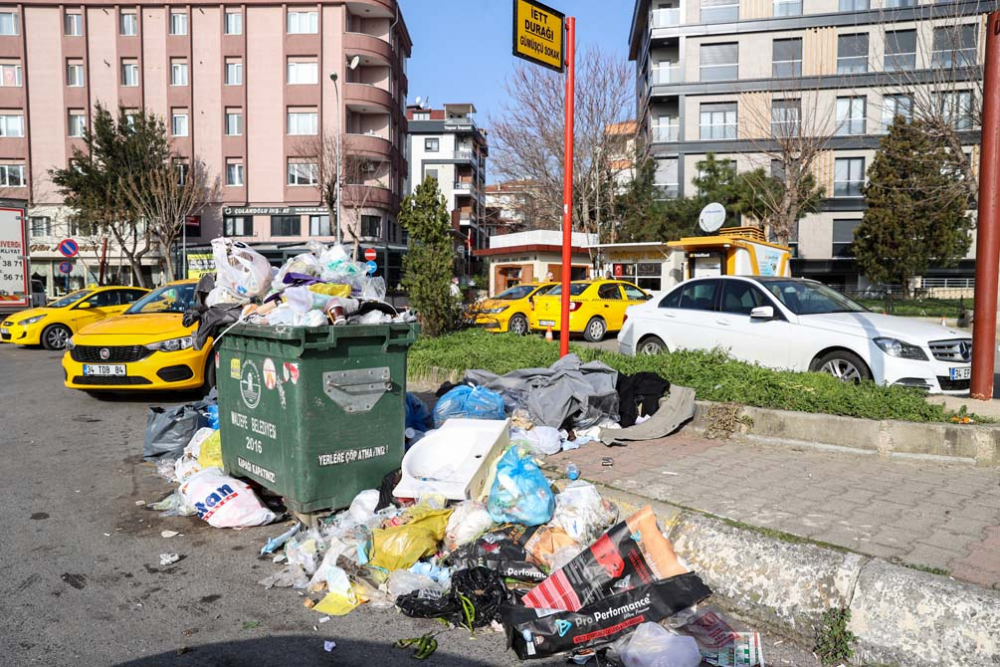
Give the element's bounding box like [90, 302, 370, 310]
[470, 282, 556, 334]
[618, 276, 973, 395]
[530, 279, 651, 342]
[62, 280, 214, 395]
[1, 286, 149, 350]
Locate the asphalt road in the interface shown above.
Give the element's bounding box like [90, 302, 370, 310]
[0, 343, 820, 667]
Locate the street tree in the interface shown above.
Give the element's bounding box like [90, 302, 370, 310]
[852, 117, 972, 298]
[399, 175, 458, 337]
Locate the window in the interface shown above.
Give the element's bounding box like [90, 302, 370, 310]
[0, 112, 23, 137]
[834, 157, 865, 197]
[171, 109, 189, 137]
[622, 284, 648, 300]
[700, 43, 738, 81]
[938, 90, 974, 130]
[310, 214, 331, 236]
[29, 216, 51, 237]
[835, 96, 866, 136]
[700, 102, 737, 140]
[424, 138, 440, 152]
[287, 109, 318, 135]
[771, 99, 801, 137]
[0, 164, 25, 186]
[64, 12, 82, 36]
[881, 94, 912, 130]
[66, 60, 84, 87]
[287, 59, 318, 84]
[720, 281, 767, 315]
[884, 0, 915, 6]
[224, 216, 253, 236]
[700, 0, 738, 23]
[225, 59, 243, 85]
[225, 109, 243, 136]
[120, 289, 146, 304]
[882, 30, 916, 72]
[837, 34, 869, 74]
[675, 280, 719, 311]
[171, 60, 188, 86]
[225, 11, 243, 35]
[169, 11, 188, 36]
[412, 111, 430, 120]
[832, 220, 860, 258]
[226, 160, 244, 186]
[120, 11, 137, 36]
[839, 0, 868, 10]
[287, 159, 318, 185]
[773, 0, 801, 17]
[175, 161, 189, 185]
[271, 215, 300, 236]
[0, 12, 19, 36]
[124, 109, 139, 128]
[0, 61, 20, 87]
[67, 110, 86, 137]
[121, 60, 139, 87]
[597, 283, 623, 300]
[932, 25, 977, 69]
[286, 11, 318, 34]
[772, 38, 802, 78]
[655, 158, 679, 198]
[361, 215, 381, 238]
[424, 167, 438, 181]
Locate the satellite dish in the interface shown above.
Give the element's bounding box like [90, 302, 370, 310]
[348, 55, 361, 70]
[415, 96, 422, 107]
[698, 202, 726, 233]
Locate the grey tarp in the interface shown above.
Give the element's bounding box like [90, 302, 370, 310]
[599, 385, 695, 445]
[464, 354, 619, 429]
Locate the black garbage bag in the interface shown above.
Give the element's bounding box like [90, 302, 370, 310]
[142, 397, 214, 461]
[445, 525, 549, 583]
[396, 567, 508, 628]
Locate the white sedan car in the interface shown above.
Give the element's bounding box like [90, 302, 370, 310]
[618, 276, 972, 395]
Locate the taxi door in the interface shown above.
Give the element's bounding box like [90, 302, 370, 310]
[595, 282, 627, 330]
[69, 290, 121, 330]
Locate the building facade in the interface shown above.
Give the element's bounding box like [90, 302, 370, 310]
[405, 103, 487, 275]
[3, 0, 410, 295]
[628, 0, 984, 291]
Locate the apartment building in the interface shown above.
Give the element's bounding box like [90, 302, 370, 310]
[405, 103, 488, 274]
[629, 0, 985, 290]
[1, 0, 410, 294]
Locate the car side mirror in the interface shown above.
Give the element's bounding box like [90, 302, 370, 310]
[76, 301, 93, 309]
[750, 306, 774, 319]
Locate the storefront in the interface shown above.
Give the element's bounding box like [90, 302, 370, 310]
[473, 230, 596, 295]
[29, 239, 162, 297]
[595, 242, 683, 293]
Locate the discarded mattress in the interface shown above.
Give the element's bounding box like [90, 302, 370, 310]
[599, 385, 695, 446]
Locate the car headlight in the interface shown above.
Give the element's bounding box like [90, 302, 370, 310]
[65, 338, 75, 350]
[483, 306, 509, 314]
[18, 314, 46, 326]
[875, 337, 928, 361]
[146, 336, 194, 352]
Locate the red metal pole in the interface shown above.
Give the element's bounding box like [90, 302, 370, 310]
[971, 12, 1000, 400]
[560, 16, 575, 358]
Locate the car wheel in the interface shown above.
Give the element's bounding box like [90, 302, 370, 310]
[638, 336, 667, 355]
[202, 357, 217, 395]
[41, 324, 71, 351]
[583, 317, 607, 342]
[508, 314, 529, 336]
[812, 350, 872, 383]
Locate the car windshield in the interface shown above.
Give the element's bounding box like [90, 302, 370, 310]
[544, 283, 589, 297]
[48, 290, 92, 308]
[494, 285, 538, 300]
[762, 280, 868, 315]
[125, 284, 196, 314]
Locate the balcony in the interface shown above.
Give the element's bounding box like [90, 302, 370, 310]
[651, 123, 679, 143]
[650, 64, 682, 86]
[342, 183, 393, 209]
[453, 181, 473, 192]
[344, 82, 393, 113]
[651, 7, 681, 28]
[344, 132, 392, 157]
[344, 32, 392, 65]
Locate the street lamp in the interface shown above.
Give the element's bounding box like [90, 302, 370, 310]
[330, 56, 360, 247]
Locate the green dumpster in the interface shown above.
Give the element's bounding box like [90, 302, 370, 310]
[216, 322, 419, 514]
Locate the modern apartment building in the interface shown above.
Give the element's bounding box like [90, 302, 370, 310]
[405, 103, 488, 274]
[629, 0, 985, 290]
[2, 0, 410, 294]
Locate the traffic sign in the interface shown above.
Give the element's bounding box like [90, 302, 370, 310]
[364, 248, 377, 261]
[512, 0, 565, 73]
[365, 260, 377, 275]
[58, 238, 79, 258]
[58, 261, 73, 274]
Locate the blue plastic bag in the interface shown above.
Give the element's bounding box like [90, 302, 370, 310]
[487, 447, 555, 526]
[405, 392, 433, 432]
[432, 385, 506, 428]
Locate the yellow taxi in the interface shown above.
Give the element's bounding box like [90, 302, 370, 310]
[529, 279, 651, 341]
[62, 280, 215, 394]
[1, 285, 149, 350]
[471, 282, 556, 334]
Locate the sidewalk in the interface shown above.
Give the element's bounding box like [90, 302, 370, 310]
[548, 432, 1000, 590]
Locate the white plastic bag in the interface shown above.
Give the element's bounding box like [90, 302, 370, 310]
[620, 623, 702, 667]
[347, 489, 380, 526]
[212, 238, 273, 298]
[179, 468, 277, 529]
[444, 500, 494, 552]
[551, 481, 617, 544]
[386, 569, 445, 599]
[511, 426, 563, 456]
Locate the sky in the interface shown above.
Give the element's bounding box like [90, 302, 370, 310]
[398, 0, 635, 125]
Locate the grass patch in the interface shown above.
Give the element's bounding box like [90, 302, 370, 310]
[855, 297, 971, 319]
[409, 330, 987, 425]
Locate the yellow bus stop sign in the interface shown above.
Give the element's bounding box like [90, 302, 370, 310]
[512, 0, 565, 72]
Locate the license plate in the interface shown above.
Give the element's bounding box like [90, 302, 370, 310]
[950, 367, 971, 381]
[84, 364, 127, 376]
[539, 320, 555, 327]
[0, 327, 7, 335]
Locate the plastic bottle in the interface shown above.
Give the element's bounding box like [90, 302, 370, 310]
[206, 404, 220, 430]
[566, 463, 580, 481]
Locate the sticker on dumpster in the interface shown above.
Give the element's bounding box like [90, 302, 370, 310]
[215, 352, 220, 369]
[263, 358, 277, 390]
[236, 456, 276, 483]
[283, 362, 300, 385]
[317, 445, 389, 467]
[230, 358, 241, 379]
[240, 360, 262, 409]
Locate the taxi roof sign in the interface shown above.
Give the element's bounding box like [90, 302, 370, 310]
[512, 0, 565, 73]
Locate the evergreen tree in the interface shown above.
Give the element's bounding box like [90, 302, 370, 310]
[853, 118, 971, 298]
[400, 176, 459, 337]
[690, 153, 749, 227]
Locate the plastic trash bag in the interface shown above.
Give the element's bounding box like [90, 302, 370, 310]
[197, 430, 222, 469]
[347, 489, 380, 526]
[396, 567, 508, 628]
[620, 623, 702, 667]
[311, 565, 361, 616]
[143, 404, 209, 461]
[387, 569, 446, 599]
[444, 500, 494, 552]
[433, 385, 506, 428]
[405, 393, 433, 432]
[445, 525, 548, 583]
[550, 481, 618, 545]
[179, 468, 277, 529]
[212, 238, 273, 298]
[510, 426, 562, 457]
[368, 506, 453, 572]
[487, 447, 554, 526]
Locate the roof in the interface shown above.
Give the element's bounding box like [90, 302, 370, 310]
[605, 121, 637, 135]
[473, 244, 591, 257]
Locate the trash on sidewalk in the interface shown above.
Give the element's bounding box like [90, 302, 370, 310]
[160, 530, 179, 539]
[443, 500, 495, 552]
[397, 567, 508, 629]
[159, 553, 181, 566]
[260, 523, 302, 556]
[432, 384, 507, 428]
[143, 400, 214, 462]
[487, 446, 555, 526]
[179, 468, 277, 529]
[619, 622, 702, 667]
[600, 386, 696, 446]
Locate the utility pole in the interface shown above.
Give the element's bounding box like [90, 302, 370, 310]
[559, 16, 575, 358]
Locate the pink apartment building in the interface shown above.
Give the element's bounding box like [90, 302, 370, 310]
[1, 0, 410, 293]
